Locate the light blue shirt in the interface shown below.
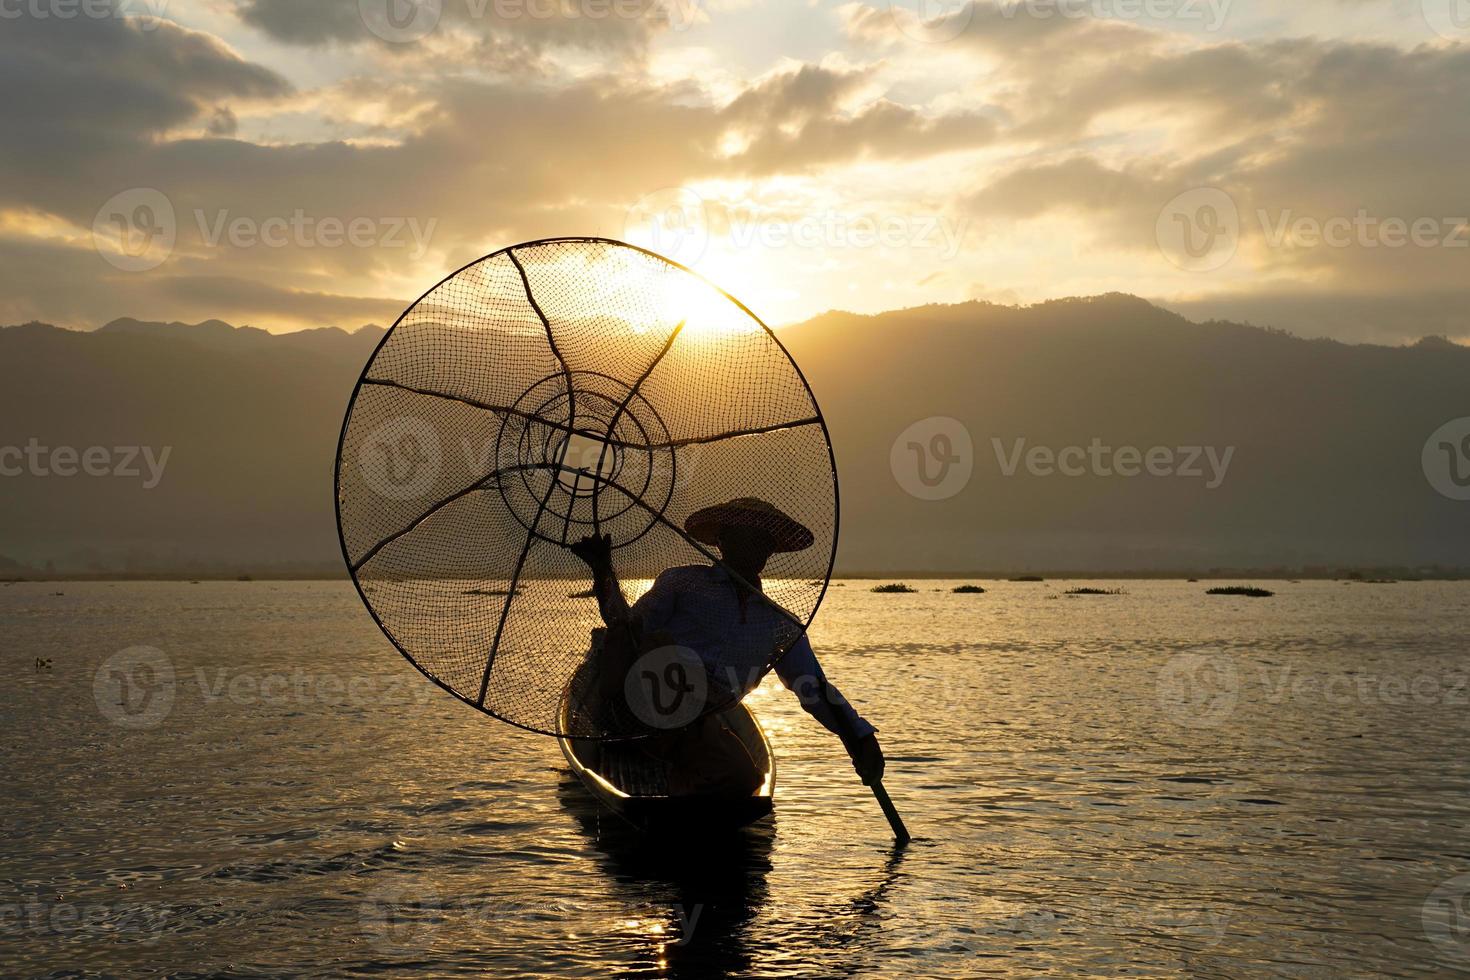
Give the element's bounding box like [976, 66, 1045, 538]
[631, 564, 876, 741]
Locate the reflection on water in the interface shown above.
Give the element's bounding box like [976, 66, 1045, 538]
[3, 579, 1469, 976]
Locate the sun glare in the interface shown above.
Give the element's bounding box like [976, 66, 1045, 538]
[654, 267, 762, 342]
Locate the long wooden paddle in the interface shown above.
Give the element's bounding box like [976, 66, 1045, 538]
[817, 673, 910, 845]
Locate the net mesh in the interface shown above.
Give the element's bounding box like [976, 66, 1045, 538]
[336, 238, 838, 738]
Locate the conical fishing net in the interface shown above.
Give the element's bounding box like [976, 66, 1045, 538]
[336, 238, 838, 738]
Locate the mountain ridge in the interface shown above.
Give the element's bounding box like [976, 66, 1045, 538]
[2, 296, 1466, 576]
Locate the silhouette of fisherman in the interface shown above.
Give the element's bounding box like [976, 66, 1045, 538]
[569, 497, 884, 795]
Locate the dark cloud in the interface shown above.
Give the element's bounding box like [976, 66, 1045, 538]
[234, 0, 667, 59]
[0, 12, 290, 223]
[0, 13, 288, 138]
[235, 0, 369, 45]
[842, 0, 1155, 55]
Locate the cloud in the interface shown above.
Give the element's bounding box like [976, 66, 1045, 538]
[0, 12, 289, 142]
[719, 64, 998, 172]
[0, 11, 290, 225]
[0, 234, 403, 330]
[840, 0, 1156, 56]
[951, 28, 1470, 337]
[233, 0, 670, 60]
[3, 0, 1466, 339]
[235, 0, 369, 44]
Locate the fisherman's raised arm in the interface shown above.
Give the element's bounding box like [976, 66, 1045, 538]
[568, 533, 631, 627]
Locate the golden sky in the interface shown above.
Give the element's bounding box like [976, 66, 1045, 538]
[2, 0, 1468, 343]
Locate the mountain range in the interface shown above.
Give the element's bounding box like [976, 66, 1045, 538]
[2, 298, 1466, 577]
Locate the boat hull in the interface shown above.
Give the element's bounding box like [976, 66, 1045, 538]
[557, 693, 775, 833]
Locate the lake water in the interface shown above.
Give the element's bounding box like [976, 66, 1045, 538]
[4, 579, 1469, 977]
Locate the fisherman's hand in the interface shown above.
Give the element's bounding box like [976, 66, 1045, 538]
[850, 732, 885, 785]
[569, 532, 613, 573]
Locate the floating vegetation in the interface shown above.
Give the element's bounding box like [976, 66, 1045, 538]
[871, 583, 917, 594]
[1009, 575, 1045, 582]
[952, 585, 987, 594]
[1207, 586, 1274, 597]
[1064, 587, 1125, 595]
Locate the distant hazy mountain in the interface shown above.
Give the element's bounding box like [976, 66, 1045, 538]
[1, 300, 1466, 576]
[779, 296, 1469, 573]
[0, 319, 385, 576]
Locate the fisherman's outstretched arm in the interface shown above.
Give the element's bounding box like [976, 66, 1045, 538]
[774, 634, 885, 784]
[775, 635, 877, 740]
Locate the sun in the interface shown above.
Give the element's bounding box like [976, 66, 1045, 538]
[653, 265, 764, 342]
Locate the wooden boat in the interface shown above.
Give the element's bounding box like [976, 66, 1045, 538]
[557, 661, 775, 832]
